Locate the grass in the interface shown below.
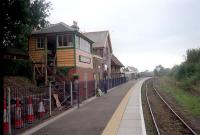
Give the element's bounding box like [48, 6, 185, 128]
[159, 76, 200, 119]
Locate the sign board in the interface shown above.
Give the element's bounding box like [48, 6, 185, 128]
[79, 55, 91, 64]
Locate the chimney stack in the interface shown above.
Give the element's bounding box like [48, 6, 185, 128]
[71, 21, 79, 31]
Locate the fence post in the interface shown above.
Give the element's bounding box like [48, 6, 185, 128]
[86, 80, 88, 100]
[8, 87, 12, 135]
[74, 80, 79, 108]
[33, 66, 36, 84]
[63, 81, 65, 100]
[70, 82, 73, 106]
[49, 83, 52, 116]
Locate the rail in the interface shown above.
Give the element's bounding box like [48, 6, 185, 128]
[145, 79, 197, 135]
[145, 81, 161, 135]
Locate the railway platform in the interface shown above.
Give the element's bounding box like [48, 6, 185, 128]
[21, 78, 149, 135]
[102, 78, 149, 135]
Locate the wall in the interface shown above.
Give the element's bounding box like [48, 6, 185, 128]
[93, 56, 103, 80]
[76, 49, 93, 69]
[57, 48, 75, 67]
[29, 37, 45, 63]
[103, 41, 112, 77]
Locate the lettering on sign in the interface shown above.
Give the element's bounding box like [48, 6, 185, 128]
[79, 55, 91, 64]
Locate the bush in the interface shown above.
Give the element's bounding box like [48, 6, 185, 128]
[169, 48, 200, 91]
[57, 67, 69, 76]
[3, 59, 33, 78]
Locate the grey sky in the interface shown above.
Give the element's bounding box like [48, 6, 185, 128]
[48, 0, 200, 71]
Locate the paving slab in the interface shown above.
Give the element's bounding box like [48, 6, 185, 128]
[116, 78, 149, 135]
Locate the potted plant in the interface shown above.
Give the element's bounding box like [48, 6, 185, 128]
[72, 73, 79, 81]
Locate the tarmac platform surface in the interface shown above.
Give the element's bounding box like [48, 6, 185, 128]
[23, 78, 149, 135]
[30, 80, 137, 135]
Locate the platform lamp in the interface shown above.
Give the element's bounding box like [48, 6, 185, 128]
[98, 65, 101, 88]
[103, 64, 108, 93]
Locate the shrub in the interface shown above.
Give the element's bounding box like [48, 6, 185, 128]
[3, 59, 33, 78]
[169, 48, 200, 91]
[57, 67, 69, 76]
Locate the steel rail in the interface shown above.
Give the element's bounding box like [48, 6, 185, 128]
[153, 86, 198, 135]
[145, 81, 161, 135]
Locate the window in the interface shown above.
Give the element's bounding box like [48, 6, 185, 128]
[36, 37, 45, 49]
[80, 38, 91, 53]
[93, 49, 97, 54]
[75, 35, 80, 49]
[57, 34, 73, 47]
[79, 55, 91, 64]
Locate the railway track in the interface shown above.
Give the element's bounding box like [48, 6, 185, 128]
[145, 80, 198, 135]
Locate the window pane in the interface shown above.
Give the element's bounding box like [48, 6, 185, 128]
[68, 35, 73, 42]
[63, 42, 67, 46]
[41, 42, 44, 48]
[37, 42, 40, 48]
[79, 38, 91, 53]
[68, 35, 73, 46]
[63, 35, 67, 42]
[75, 36, 80, 48]
[58, 36, 62, 46]
[58, 41, 62, 46]
[58, 36, 62, 42]
[37, 37, 44, 49]
[41, 38, 44, 43]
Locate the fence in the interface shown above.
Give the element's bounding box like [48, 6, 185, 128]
[3, 82, 69, 135]
[4, 85, 50, 135]
[3, 76, 127, 135]
[99, 76, 127, 92]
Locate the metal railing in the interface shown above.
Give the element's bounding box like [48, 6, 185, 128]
[99, 76, 127, 93]
[4, 85, 50, 135]
[3, 76, 128, 135]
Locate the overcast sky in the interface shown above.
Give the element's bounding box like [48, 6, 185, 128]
[48, 0, 200, 72]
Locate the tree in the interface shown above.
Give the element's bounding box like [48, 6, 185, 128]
[154, 65, 170, 76]
[186, 48, 200, 64]
[0, 0, 51, 50]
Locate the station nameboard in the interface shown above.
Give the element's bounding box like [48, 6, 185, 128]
[79, 55, 91, 64]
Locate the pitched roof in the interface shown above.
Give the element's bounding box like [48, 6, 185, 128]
[127, 66, 138, 72]
[83, 31, 113, 52]
[32, 22, 74, 34]
[111, 54, 124, 67]
[31, 22, 94, 44]
[122, 66, 138, 73]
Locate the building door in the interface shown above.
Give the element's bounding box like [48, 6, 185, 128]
[47, 36, 57, 57]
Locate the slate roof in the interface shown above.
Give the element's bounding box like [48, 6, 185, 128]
[84, 31, 113, 53]
[111, 54, 124, 67]
[127, 66, 138, 72]
[32, 22, 74, 34]
[123, 66, 138, 73]
[31, 22, 94, 43]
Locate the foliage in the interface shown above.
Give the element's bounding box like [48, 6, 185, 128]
[3, 59, 33, 78]
[0, 0, 52, 50]
[153, 65, 170, 76]
[72, 73, 79, 80]
[57, 67, 69, 77]
[169, 48, 200, 91]
[159, 77, 200, 118]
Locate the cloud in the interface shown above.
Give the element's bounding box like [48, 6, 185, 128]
[48, 0, 200, 71]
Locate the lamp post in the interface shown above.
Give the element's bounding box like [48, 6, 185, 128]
[103, 64, 108, 94]
[98, 65, 101, 88]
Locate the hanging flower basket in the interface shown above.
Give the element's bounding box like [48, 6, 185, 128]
[71, 73, 79, 81]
